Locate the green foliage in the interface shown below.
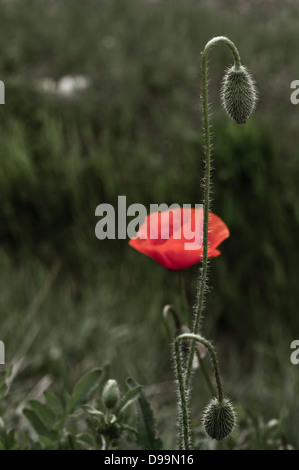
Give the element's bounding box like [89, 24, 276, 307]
[0, 365, 12, 400]
[23, 408, 58, 441]
[127, 378, 162, 450]
[66, 368, 102, 414]
[115, 384, 142, 416]
[44, 391, 64, 416]
[0, 366, 159, 450]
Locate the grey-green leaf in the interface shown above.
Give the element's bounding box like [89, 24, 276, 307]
[28, 400, 56, 429]
[75, 432, 96, 450]
[23, 408, 58, 441]
[44, 391, 64, 416]
[66, 368, 102, 414]
[83, 404, 106, 426]
[0, 365, 13, 400]
[115, 385, 142, 416]
[127, 378, 162, 450]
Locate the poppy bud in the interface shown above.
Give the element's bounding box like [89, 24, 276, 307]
[202, 397, 236, 440]
[221, 65, 257, 124]
[102, 379, 120, 409]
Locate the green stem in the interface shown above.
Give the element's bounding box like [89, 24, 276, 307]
[186, 36, 242, 389]
[179, 272, 216, 395]
[178, 333, 224, 403]
[162, 304, 181, 342]
[174, 338, 192, 450]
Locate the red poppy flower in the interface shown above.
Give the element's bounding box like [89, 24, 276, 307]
[128, 207, 229, 270]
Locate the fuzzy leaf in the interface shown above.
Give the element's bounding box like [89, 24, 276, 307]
[83, 404, 106, 426]
[44, 391, 64, 416]
[115, 385, 142, 416]
[127, 378, 162, 450]
[23, 408, 58, 441]
[28, 400, 56, 429]
[75, 432, 96, 449]
[66, 368, 102, 413]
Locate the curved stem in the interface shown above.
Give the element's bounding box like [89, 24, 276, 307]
[204, 36, 241, 68]
[177, 333, 224, 403]
[162, 304, 181, 342]
[185, 36, 242, 388]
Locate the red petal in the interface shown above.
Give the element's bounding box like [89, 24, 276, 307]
[128, 208, 229, 270]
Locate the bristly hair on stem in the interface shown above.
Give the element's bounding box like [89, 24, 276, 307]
[173, 37, 257, 449]
[185, 36, 257, 388]
[173, 338, 192, 450]
[174, 333, 228, 448]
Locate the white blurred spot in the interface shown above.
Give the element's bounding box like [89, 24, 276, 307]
[57, 75, 90, 96]
[36, 75, 90, 97]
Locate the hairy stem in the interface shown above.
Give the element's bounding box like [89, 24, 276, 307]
[186, 36, 242, 388]
[162, 304, 181, 342]
[179, 272, 216, 396]
[178, 333, 224, 403]
[174, 338, 192, 450]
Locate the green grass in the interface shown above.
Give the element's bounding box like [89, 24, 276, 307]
[0, 0, 298, 449]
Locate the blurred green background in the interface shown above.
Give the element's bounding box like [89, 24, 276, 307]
[0, 0, 299, 449]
